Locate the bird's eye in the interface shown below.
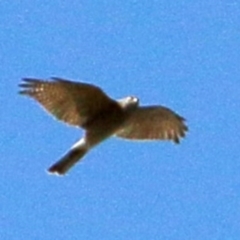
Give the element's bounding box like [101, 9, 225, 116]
[129, 96, 136, 102]
[127, 96, 139, 106]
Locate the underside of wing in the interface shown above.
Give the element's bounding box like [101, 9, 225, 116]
[19, 77, 115, 127]
[116, 106, 188, 143]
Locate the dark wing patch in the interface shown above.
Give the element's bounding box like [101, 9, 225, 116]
[116, 106, 188, 143]
[19, 77, 115, 127]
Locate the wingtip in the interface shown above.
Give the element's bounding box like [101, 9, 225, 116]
[18, 90, 27, 95]
[21, 78, 38, 83]
[21, 77, 31, 81]
[50, 77, 66, 82]
[18, 80, 30, 95]
[173, 137, 180, 144]
[18, 78, 37, 90]
[18, 81, 35, 95]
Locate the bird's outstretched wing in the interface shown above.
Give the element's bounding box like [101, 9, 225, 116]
[116, 106, 188, 143]
[19, 77, 115, 127]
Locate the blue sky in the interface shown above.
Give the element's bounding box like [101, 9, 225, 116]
[1, 0, 240, 239]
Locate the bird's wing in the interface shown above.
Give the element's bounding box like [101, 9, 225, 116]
[116, 106, 188, 143]
[19, 77, 115, 127]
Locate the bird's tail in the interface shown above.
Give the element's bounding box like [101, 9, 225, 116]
[47, 146, 88, 175]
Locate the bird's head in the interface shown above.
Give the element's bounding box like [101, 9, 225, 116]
[117, 96, 139, 111]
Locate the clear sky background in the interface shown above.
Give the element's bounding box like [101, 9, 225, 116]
[1, 1, 240, 239]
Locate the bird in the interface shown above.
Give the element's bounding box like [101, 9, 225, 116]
[19, 77, 188, 176]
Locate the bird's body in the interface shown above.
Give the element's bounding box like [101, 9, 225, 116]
[19, 77, 188, 175]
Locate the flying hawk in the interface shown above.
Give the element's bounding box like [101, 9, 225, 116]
[19, 77, 188, 175]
